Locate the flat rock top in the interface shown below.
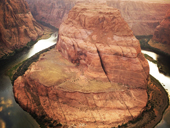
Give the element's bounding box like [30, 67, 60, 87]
[28, 49, 127, 93]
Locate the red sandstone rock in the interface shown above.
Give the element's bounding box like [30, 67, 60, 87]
[152, 10, 170, 45]
[57, 3, 149, 88]
[25, 0, 170, 35]
[13, 3, 149, 128]
[0, 0, 44, 59]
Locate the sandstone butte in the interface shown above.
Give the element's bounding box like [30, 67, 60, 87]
[25, 0, 170, 35]
[153, 9, 170, 45]
[13, 3, 150, 128]
[0, 0, 44, 59]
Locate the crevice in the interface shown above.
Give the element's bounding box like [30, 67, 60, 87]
[109, 91, 134, 122]
[96, 46, 111, 83]
[118, 92, 134, 120]
[83, 94, 98, 127]
[91, 94, 103, 123]
[60, 35, 139, 58]
[56, 93, 68, 125]
[47, 90, 56, 122]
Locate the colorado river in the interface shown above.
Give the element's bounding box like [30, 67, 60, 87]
[142, 50, 170, 128]
[0, 32, 58, 128]
[0, 33, 170, 128]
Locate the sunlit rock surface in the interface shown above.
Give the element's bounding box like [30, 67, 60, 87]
[25, 0, 170, 35]
[14, 3, 149, 128]
[0, 0, 44, 59]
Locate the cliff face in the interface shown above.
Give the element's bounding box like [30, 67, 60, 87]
[0, 0, 44, 59]
[107, 0, 170, 35]
[25, 0, 170, 35]
[26, 0, 75, 28]
[14, 3, 149, 128]
[152, 10, 170, 45]
[57, 2, 149, 88]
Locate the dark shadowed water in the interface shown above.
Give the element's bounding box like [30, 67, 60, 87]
[0, 32, 58, 128]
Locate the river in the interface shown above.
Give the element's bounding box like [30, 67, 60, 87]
[0, 32, 58, 128]
[0, 33, 170, 128]
[141, 50, 170, 128]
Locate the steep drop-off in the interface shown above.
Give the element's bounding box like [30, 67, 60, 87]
[13, 3, 149, 128]
[147, 9, 170, 55]
[107, 0, 170, 35]
[0, 0, 44, 59]
[153, 10, 170, 45]
[25, 0, 170, 35]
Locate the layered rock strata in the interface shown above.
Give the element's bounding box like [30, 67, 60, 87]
[153, 10, 170, 45]
[0, 0, 44, 59]
[14, 3, 149, 128]
[25, 0, 170, 35]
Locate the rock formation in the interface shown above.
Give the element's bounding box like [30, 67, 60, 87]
[152, 9, 170, 45]
[0, 0, 44, 59]
[25, 0, 170, 35]
[13, 3, 149, 128]
[107, 0, 170, 36]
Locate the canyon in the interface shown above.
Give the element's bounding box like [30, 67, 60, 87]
[0, 0, 44, 59]
[0, 0, 168, 127]
[153, 9, 170, 45]
[13, 3, 150, 127]
[25, 0, 170, 35]
[146, 9, 170, 56]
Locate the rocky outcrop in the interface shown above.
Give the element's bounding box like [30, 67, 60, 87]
[13, 3, 149, 128]
[0, 0, 44, 59]
[57, 2, 149, 88]
[25, 0, 170, 35]
[152, 10, 170, 45]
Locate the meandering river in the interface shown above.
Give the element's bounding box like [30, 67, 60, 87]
[0, 32, 58, 128]
[0, 33, 170, 128]
[141, 50, 170, 128]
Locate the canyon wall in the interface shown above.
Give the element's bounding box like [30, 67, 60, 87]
[107, 0, 170, 35]
[14, 3, 149, 127]
[25, 0, 170, 35]
[0, 0, 44, 59]
[152, 10, 170, 45]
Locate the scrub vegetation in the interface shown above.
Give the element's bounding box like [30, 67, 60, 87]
[7, 45, 55, 84]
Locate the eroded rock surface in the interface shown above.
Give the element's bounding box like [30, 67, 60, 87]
[153, 10, 170, 45]
[25, 0, 170, 35]
[0, 0, 44, 59]
[14, 3, 149, 128]
[57, 3, 149, 89]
